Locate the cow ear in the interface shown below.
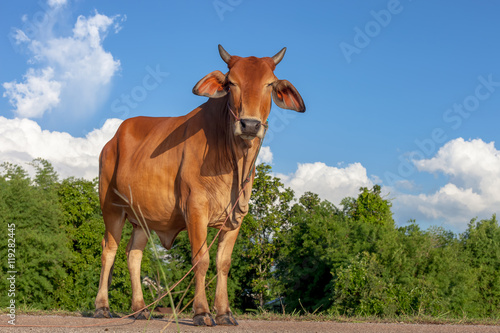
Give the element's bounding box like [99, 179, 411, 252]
[192, 70, 227, 98]
[272, 80, 305, 112]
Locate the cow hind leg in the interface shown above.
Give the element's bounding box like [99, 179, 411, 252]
[127, 224, 150, 319]
[94, 210, 126, 318]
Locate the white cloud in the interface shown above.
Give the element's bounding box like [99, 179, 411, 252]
[415, 138, 500, 195]
[278, 162, 374, 206]
[3, 3, 124, 119]
[73, 12, 114, 48]
[257, 146, 273, 165]
[0, 116, 122, 180]
[394, 138, 500, 229]
[2, 67, 61, 118]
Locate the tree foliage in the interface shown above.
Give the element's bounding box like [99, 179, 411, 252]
[0, 161, 156, 312]
[343, 185, 394, 225]
[1, 160, 500, 320]
[0, 161, 71, 308]
[236, 164, 293, 308]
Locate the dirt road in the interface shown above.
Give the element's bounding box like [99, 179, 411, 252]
[1, 315, 500, 333]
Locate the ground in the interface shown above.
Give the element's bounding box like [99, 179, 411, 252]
[2, 315, 500, 333]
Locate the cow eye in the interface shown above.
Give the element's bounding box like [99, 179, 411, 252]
[227, 81, 236, 86]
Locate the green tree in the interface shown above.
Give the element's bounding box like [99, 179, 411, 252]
[333, 222, 443, 317]
[332, 251, 388, 316]
[460, 215, 500, 317]
[240, 164, 294, 308]
[0, 161, 72, 309]
[4, 157, 500, 320]
[30, 158, 58, 191]
[233, 164, 294, 309]
[277, 192, 345, 312]
[343, 185, 394, 225]
[55, 176, 106, 310]
[56, 176, 158, 312]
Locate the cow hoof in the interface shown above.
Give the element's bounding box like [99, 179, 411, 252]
[216, 312, 238, 326]
[94, 307, 111, 318]
[193, 312, 216, 326]
[133, 309, 151, 320]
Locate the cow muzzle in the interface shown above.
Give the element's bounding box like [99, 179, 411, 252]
[234, 118, 265, 140]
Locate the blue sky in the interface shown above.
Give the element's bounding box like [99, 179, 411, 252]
[1, 0, 499, 233]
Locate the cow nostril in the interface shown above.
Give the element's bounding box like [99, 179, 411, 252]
[240, 119, 261, 134]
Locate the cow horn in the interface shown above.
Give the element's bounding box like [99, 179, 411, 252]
[272, 47, 287, 65]
[218, 44, 231, 64]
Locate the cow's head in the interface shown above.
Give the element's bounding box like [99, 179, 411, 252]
[193, 45, 305, 140]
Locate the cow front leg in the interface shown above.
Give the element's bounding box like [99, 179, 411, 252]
[186, 204, 215, 327]
[127, 224, 150, 319]
[214, 227, 240, 326]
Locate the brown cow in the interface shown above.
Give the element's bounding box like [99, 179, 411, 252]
[94, 45, 305, 326]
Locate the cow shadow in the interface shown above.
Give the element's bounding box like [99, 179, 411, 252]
[149, 109, 204, 159]
[149, 101, 235, 178]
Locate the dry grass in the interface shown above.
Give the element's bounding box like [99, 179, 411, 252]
[3, 308, 499, 326]
[233, 311, 500, 326]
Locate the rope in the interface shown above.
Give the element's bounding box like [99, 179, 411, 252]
[0, 120, 267, 329]
[227, 102, 268, 186]
[227, 102, 240, 122]
[0, 187, 247, 329]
